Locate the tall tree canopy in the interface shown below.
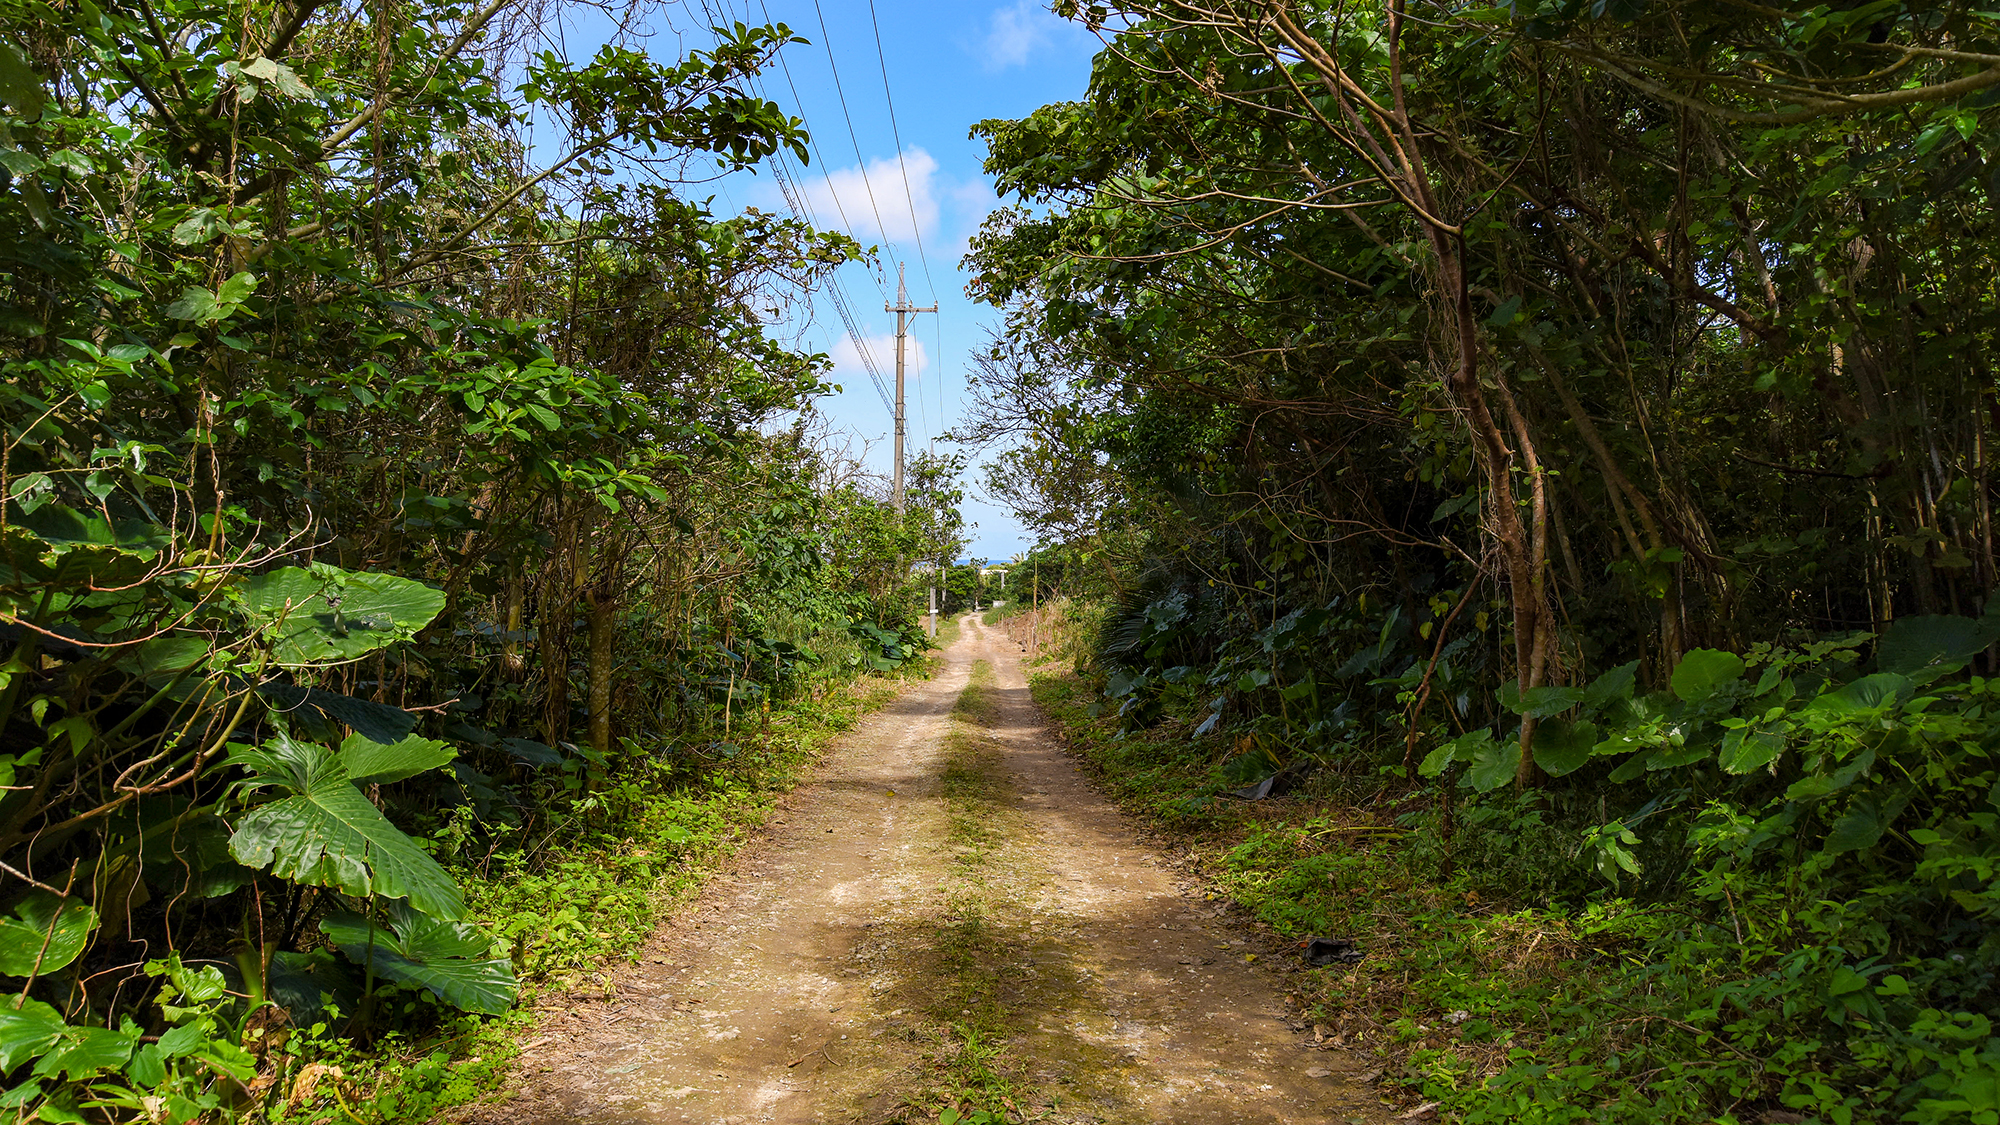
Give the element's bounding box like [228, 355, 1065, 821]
[968, 0, 2000, 1117]
[0, 0, 958, 1111]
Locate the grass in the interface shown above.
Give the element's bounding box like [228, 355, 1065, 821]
[1025, 666, 1616, 1119]
[270, 668, 920, 1124]
[882, 660, 1121, 1124]
[932, 609, 966, 651]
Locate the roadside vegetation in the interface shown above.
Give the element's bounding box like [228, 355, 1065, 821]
[0, 0, 968, 1120]
[962, 3, 2000, 1120]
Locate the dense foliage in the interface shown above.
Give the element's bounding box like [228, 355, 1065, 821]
[968, 0, 2000, 1120]
[0, 0, 960, 1118]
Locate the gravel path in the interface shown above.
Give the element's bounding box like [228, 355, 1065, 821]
[487, 616, 1386, 1124]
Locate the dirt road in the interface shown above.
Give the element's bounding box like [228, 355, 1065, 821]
[494, 616, 1384, 1124]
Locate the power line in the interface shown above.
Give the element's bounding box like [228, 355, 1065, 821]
[864, 0, 939, 306]
[757, 0, 887, 302]
[714, 1, 893, 422]
[769, 159, 896, 416]
[811, 0, 899, 281]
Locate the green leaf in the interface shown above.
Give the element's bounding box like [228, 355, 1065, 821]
[1417, 742, 1457, 778]
[228, 736, 467, 919]
[0, 892, 98, 977]
[163, 286, 220, 323]
[1418, 727, 1491, 778]
[1513, 685, 1585, 718]
[1719, 726, 1784, 774]
[31, 1025, 138, 1080]
[1467, 736, 1521, 792]
[0, 146, 43, 176]
[320, 904, 517, 1015]
[240, 57, 314, 100]
[338, 733, 455, 785]
[0, 997, 66, 1071]
[240, 566, 444, 666]
[1877, 614, 2000, 675]
[1581, 660, 1639, 712]
[258, 684, 418, 745]
[524, 403, 560, 430]
[0, 42, 46, 116]
[170, 211, 220, 245]
[1825, 799, 1887, 854]
[1531, 718, 1599, 777]
[215, 271, 258, 306]
[127, 1042, 166, 1088]
[153, 954, 227, 1005]
[1827, 965, 1870, 996]
[32, 1089, 87, 1124]
[1805, 673, 1910, 715]
[119, 634, 211, 682]
[1670, 648, 1744, 702]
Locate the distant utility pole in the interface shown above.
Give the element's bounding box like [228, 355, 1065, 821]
[887, 262, 936, 514]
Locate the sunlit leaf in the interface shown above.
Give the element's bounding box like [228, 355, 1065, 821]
[320, 904, 516, 1015]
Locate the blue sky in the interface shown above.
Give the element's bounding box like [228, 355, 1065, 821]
[543, 2, 1101, 561]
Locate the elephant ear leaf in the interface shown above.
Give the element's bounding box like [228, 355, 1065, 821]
[339, 733, 455, 785]
[228, 738, 466, 919]
[1671, 648, 1744, 702]
[240, 566, 445, 666]
[0, 892, 98, 977]
[1877, 614, 2000, 675]
[320, 905, 516, 1015]
[1467, 735, 1522, 792]
[1531, 718, 1600, 777]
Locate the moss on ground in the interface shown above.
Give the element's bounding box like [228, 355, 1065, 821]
[879, 659, 1130, 1124]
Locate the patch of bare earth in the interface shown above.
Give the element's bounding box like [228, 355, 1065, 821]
[476, 618, 1388, 1125]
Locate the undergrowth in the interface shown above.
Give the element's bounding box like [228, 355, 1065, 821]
[1030, 664, 2000, 1125]
[263, 671, 913, 1123]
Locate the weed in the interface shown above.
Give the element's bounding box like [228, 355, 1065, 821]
[339, 670, 915, 1122]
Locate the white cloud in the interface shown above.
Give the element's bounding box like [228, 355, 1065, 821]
[831, 331, 929, 397]
[790, 147, 940, 248]
[983, 1, 1063, 71]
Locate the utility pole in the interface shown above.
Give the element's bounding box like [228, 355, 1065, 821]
[887, 263, 936, 514]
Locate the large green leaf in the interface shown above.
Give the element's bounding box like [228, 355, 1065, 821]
[6, 506, 170, 590]
[0, 41, 46, 116]
[258, 683, 418, 744]
[338, 733, 455, 785]
[1720, 726, 1785, 775]
[0, 997, 66, 1071]
[1503, 685, 1586, 719]
[320, 905, 516, 1015]
[1418, 727, 1492, 778]
[1581, 660, 1639, 712]
[0, 892, 98, 977]
[1531, 718, 1600, 777]
[228, 737, 465, 919]
[1467, 736, 1522, 792]
[1876, 614, 2000, 675]
[1825, 798, 1889, 855]
[239, 566, 444, 666]
[1670, 648, 1744, 702]
[267, 950, 359, 1025]
[31, 1025, 137, 1080]
[1805, 673, 1911, 715]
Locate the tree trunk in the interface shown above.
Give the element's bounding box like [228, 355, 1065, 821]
[502, 559, 525, 681]
[587, 588, 616, 763]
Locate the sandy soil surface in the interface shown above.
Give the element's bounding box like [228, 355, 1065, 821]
[481, 617, 1388, 1125]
